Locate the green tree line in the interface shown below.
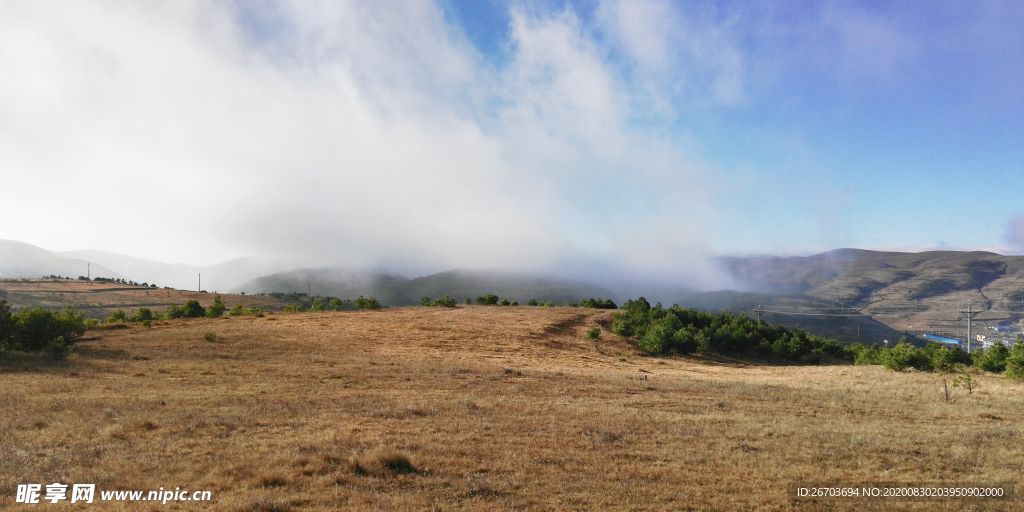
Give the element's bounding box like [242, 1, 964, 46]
[0, 300, 86, 360]
[611, 297, 843, 362]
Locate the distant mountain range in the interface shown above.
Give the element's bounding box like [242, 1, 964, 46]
[0, 240, 615, 307]
[0, 239, 287, 292]
[720, 248, 1024, 305]
[4, 239, 1022, 340]
[1, 240, 125, 281]
[716, 249, 1024, 337]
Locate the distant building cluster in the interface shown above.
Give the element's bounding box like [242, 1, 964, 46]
[977, 325, 1022, 350]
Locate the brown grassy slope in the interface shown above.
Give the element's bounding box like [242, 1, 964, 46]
[2, 307, 1023, 511]
[0, 278, 287, 319]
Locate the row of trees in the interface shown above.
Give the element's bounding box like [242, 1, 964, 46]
[0, 300, 86, 360]
[613, 296, 1024, 381]
[106, 296, 234, 324]
[415, 295, 618, 309]
[849, 338, 1024, 379]
[282, 296, 381, 311]
[612, 297, 844, 362]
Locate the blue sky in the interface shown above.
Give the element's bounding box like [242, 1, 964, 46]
[0, 1, 1022, 287]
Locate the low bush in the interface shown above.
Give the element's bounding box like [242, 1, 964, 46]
[974, 342, 1009, 373]
[165, 305, 182, 321]
[0, 303, 86, 358]
[432, 295, 457, 307]
[182, 300, 206, 318]
[206, 296, 226, 317]
[129, 307, 156, 322]
[579, 298, 618, 309]
[1005, 342, 1024, 380]
[354, 296, 382, 310]
[106, 309, 127, 324]
[883, 340, 933, 371]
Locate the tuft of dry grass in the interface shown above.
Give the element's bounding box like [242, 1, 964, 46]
[1, 306, 1023, 510]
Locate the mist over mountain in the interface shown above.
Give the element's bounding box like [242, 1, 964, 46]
[0, 240, 124, 281]
[55, 249, 289, 292]
[232, 268, 614, 307]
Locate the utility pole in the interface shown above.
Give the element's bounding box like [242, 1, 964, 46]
[754, 305, 764, 324]
[308, 282, 311, 296]
[959, 300, 982, 353]
[87, 263, 90, 280]
[198, 273, 201, 292]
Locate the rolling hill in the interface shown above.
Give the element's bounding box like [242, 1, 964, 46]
[0, 239, 124, 281]
[720, 249, 1024, 337]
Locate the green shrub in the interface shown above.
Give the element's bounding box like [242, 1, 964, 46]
[883, 341, 932, 372]
[475, 295, 499, 306]
[499, 299, 511, 306]
[527, 299, 538, 306]
[203, 332, 217, 342]
[128, 307, 156, 322]
[611, 317, 634, 338]
[0, 300, 15, 342]
[510, 301, 519, 306]
[850, 344, 885, 365]
[694, 331, 711, 355]
[47, 336, 71, 360]
[974, 342, 1009, 373]
[309, 297, 326, 312]
[106, 309, 127, 323]
[228, 305, 246, 316]
[921, 342, 971, 371]
[1005, 341, 1024, 380]
[283, 304, 306, 312]
[4, 306, 86, 354]
[206, 296, 226, 317]
[579, 298, 618, 309]
[464, 298, 471, 305]
[164, 304, 185, 319]
[586, 327, 601, 344]
[432, 295, 457, 307]
[354, 296, 382, 310]
[420, 296, 432, 307]
[182, 300, 206, 318]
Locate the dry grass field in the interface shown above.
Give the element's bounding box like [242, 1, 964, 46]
[2, 306, 1023, 511]
[0, 279, 287, 320]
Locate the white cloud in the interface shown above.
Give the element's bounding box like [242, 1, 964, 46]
[595, 0, 747, 109]
[0, 0, 727, 289]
